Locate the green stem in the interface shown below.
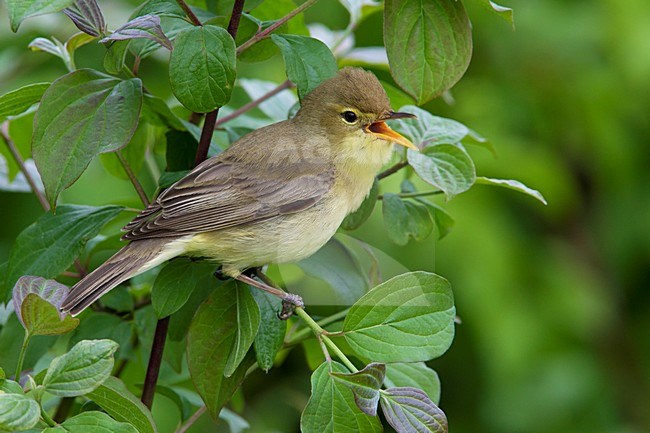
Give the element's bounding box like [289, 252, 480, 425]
[378, 190, 443, 200]
[236, 0, 319, 54]
[287, 308, 350, 344]
[294, 308, 358, 372]
[116, 151, 150, 207]
[14, 332, 31, 381]
[40, 405, 56, 427]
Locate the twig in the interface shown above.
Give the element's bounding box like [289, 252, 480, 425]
[376, 160, 409, 180]
[116, 151, 150, 207]
[175, 0, 202, 26]
[214, 80, 293, 128]
[378, 190, 442, 200]
[236, 0, 319, 55]
[175, 406, 207, 433]
[140, 316, 170, 409]
[1, 122, 49, 210]
[286, 308, 350, 345]
[142, 0, 247, 411]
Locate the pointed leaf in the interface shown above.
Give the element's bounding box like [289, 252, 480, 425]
[152, 258, 201, 319]
[0, 83, 50, 123]
[380, 387, 448, 433]
[384, 0, 472, 104]
[385, 363, 441, 404]
[20, 293, 79, 336]
[343, 271, 455, 362]
[43, 339, 118, 396]
[224, 282, 260, 377]
[86, 376, 157, 433]
[341, 179, 378, 231]
[301, 362, 382, 433]
[187, 281, 257, 419]
[475, 176, 547, 205]
[475, 0, 514, 28]
[394, 105, 471, 147]
[0, 393, 40, 431]
[101, 14, 172, 50]
[12, 276, 69, 326]
[32, 69, 142, 207]
[382, 193, 434, 245]
[7, 0, 75, 32]
[44, 411, 138, 433]
[103, 39, 131, 75]
[331, 362, 386, 416]
[3, 205, 123, 301]
[297, 238, 369, 305]
[417, 200, 454, 240]
[271, 34, 337, 100]
[251, 290, 285, 372]
[169, 25, 236, 113]
[28, 37, 72, 69]
[63, 0, 106, 36]
[407, 145, 476, 199]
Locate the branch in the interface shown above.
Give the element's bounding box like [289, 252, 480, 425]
[175, 406, 206, 433]
[214, 80, 293, 128]
[1, 122, 49, 210]
[142, 0, 247, 411]
[175, 0, 202, 26]
[378, 190, 442, 200]
[236, 0, 319, 55]
[116, 151, 150, 207]
[376, 160, 409, 180]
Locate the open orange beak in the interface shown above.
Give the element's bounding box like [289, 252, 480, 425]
[364, 111, 418, 151]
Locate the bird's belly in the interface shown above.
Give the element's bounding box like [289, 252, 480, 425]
[184, 199, 347, 275]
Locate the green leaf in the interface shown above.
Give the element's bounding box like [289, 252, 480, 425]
[271, 34, 338, 100]
[86, 376, 157, 433]
[382, 194, 434, 245]
[297, 238, 369, 305]
[103, 40, 131, 75]
[0, 378, 23, 394]
[12, 276, 70, 324]
[394, 105, 471, 147]
[301, 362, 382, 433]
[341, 179, 378, 231]
[385, 363, 441, 404]
[0, 392, 40, 431]
[32, 69, 142, 207]
[475, 176, 547, 205]
[380, 387, 448, 433]
[331, 362, 386, 416]
[158, 170, 190, 190]
[407, 145, 476, 200]
[3, 205, 123, 300]
[165, 130, 198, 171]
[416, 200, 454, 240]
[43, 411, 138, 433]
[384, 0, 472, 104]
[187, 281, 257, 418]
[63, 0, 106, 36]
[151, 258, 201, 318]
[6, 0, 75, 32]
[0, 315, 55, 378]
[251, 290, 285, 372]
[169, 25, 236, 113]
[224, 282, 260, 377]
[343, 271, 455, 362]
[20, 293, 79, 336]
[99, 121, 149, 181]
[100, 14, 172, 50]
[0, 367, 4, 381]
[43, 339, 118, 397]
[475, 0, 514, 28]
[141, 94, 186, 131]
[0, 83, 50, 123]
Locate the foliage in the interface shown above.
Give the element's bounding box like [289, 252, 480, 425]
[0, 1, 547, 432]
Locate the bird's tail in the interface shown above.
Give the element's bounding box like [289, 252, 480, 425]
[61, 239, 169, 316]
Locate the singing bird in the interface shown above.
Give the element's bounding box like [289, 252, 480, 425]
[61, 67, 417, 316]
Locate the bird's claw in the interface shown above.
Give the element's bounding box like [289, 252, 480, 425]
[278, 293, 304, 320]
[213, 266, 229, 280]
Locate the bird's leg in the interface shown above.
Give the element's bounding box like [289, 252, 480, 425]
[235, 269, 304, 320]
[213, 265, 230, 281]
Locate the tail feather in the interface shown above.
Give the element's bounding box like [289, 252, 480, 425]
[61, 240, 169, 316]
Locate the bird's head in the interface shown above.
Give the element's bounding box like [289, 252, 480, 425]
[295, 67, 417, 155]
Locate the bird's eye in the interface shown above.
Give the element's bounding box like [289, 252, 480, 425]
[341, 111, 358, 124]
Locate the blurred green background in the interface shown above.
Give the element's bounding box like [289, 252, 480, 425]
[1, 0, 649, 432]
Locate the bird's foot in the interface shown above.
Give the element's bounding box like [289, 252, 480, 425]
[213, 266, 230, 281]
[279, 293, 304, 320]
